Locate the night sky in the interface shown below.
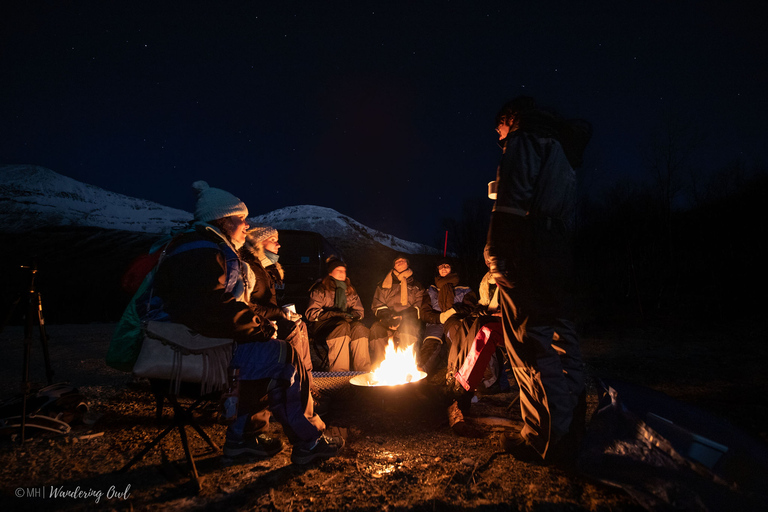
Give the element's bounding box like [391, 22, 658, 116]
[2, 1, 766, 246]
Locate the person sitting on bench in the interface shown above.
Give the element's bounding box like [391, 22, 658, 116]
[305, 257, 371, 372]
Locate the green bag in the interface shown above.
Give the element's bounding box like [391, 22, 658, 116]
[106, 271, 155, 372]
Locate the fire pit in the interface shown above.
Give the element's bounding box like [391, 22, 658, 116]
[348, 339, 430, 407]
[349, 370, 427, 388]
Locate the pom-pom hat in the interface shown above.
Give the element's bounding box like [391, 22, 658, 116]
[192, 180, 248, 222]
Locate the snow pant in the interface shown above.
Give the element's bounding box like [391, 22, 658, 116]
[369, 315, 422, 368]
[309, 317, 371, 372]
[277, 317, 312, 373]
[496, 219, 585, 459]
[227, 339, 325, 450]
[419, 315, 462, 375]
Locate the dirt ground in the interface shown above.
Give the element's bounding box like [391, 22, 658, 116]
[0, 321, 765, 511]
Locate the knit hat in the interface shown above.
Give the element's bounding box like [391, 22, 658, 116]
[246, 225, 278, 245]
[326, 256, 347, 274]
[192, 181, 248, 222]
[393, 254, 410, 266]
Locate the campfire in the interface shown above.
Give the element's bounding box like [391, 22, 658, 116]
[350, 338, 427, 387]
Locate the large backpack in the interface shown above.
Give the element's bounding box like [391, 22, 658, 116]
[106, 227, 244, 372]
[106, 237, 172, 372]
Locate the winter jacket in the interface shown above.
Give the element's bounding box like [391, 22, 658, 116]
[305, 276, 364, 323]
[239, 243, 284, 321]
[421, 280, 477, 325]
[152, 223, 275, 343]
[486, 127, 577, 291]
[371, 270, 424, 320]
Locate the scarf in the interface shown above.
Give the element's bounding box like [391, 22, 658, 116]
[263, 250, 279, 265]
[333, 278, 347, 312]
[435, 273, 460, 312]
[382, 268, 413, 306]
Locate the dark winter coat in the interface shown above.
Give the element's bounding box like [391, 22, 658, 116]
[305, 276, 364, 323]
[239, 245, 283, 321]
[152, 223, 275, 343]
[371, 271, 424, 320]
[421, 280, 477, 325]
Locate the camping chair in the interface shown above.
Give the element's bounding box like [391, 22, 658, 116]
[119, 322, 233, 491]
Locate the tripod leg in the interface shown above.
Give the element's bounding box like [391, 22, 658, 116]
[20, 306, 34, 444]
[34, 292, 54, 385]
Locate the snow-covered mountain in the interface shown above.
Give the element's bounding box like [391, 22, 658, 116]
[0, 165, 193, 233]
[0, 165, 437, 254]
[250, 205, 438, 255]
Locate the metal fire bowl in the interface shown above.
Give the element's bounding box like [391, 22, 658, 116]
[349, 370, 428, 388]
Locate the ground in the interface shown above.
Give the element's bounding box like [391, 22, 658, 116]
[0, 321, 765, 511]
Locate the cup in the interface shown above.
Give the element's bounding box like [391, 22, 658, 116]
[487, 180, 497, 200]
[282, 303, 296, 315]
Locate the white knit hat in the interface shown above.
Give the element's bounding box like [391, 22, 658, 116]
[246, 225, 278, 245]
[192, 181, 248, 222]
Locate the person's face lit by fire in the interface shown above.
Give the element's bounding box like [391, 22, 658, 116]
[495, 115, 516, 141]
[394, 258, 408, 273]
[330, 266, 347, 281]
[264, 236, 280, 254]
[222, 214, 249, 249]
[438, 263, 451, 277]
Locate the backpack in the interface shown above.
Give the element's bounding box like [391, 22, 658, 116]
[107, 237, 172, 372]
[106, 226, 245, 372]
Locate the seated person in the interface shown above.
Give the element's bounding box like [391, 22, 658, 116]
[305, 257, 371, 372]
[369, 255, 424, 367]
[446, 252, 504, 391]
[146, 181, 342, 464]
[239, 225, 312, 374]
[420, 259, 478, 375]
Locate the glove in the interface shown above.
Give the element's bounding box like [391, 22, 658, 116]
[282, 310, 302, 322]
[376, 309, 393, 321]
[320, 309, 346, 320]
[452, 303, 471, 316]
[385, 315, 402, 330]
[474, 304, 490, 316]
[439, 308, 456, 324]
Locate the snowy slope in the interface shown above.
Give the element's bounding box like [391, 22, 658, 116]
[249, 205, 439, 255]
[0, 165, 437, 254]
[0, 165, 193, 233]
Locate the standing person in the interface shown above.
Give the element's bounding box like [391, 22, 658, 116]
[150, 181, 342, 464]
[369, 255, 424, 367]
[419, 259, 477, 375]
[486, 96, 591, 464]
[240, 226, 312, 374]
[305, 257, 371, 372]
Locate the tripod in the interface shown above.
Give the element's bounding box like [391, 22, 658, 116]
[1, 261, 55, 443]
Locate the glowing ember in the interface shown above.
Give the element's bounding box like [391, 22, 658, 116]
[368, 338, 424, 386]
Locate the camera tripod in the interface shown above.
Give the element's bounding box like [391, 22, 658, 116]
[1, 261, 55, 443]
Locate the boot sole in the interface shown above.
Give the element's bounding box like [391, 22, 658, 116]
[290, 438, 345, 464]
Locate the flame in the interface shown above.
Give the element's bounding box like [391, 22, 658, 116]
[368, 338, 423, 386]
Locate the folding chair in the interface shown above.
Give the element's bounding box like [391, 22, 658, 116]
[119, 322, 233, 491]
